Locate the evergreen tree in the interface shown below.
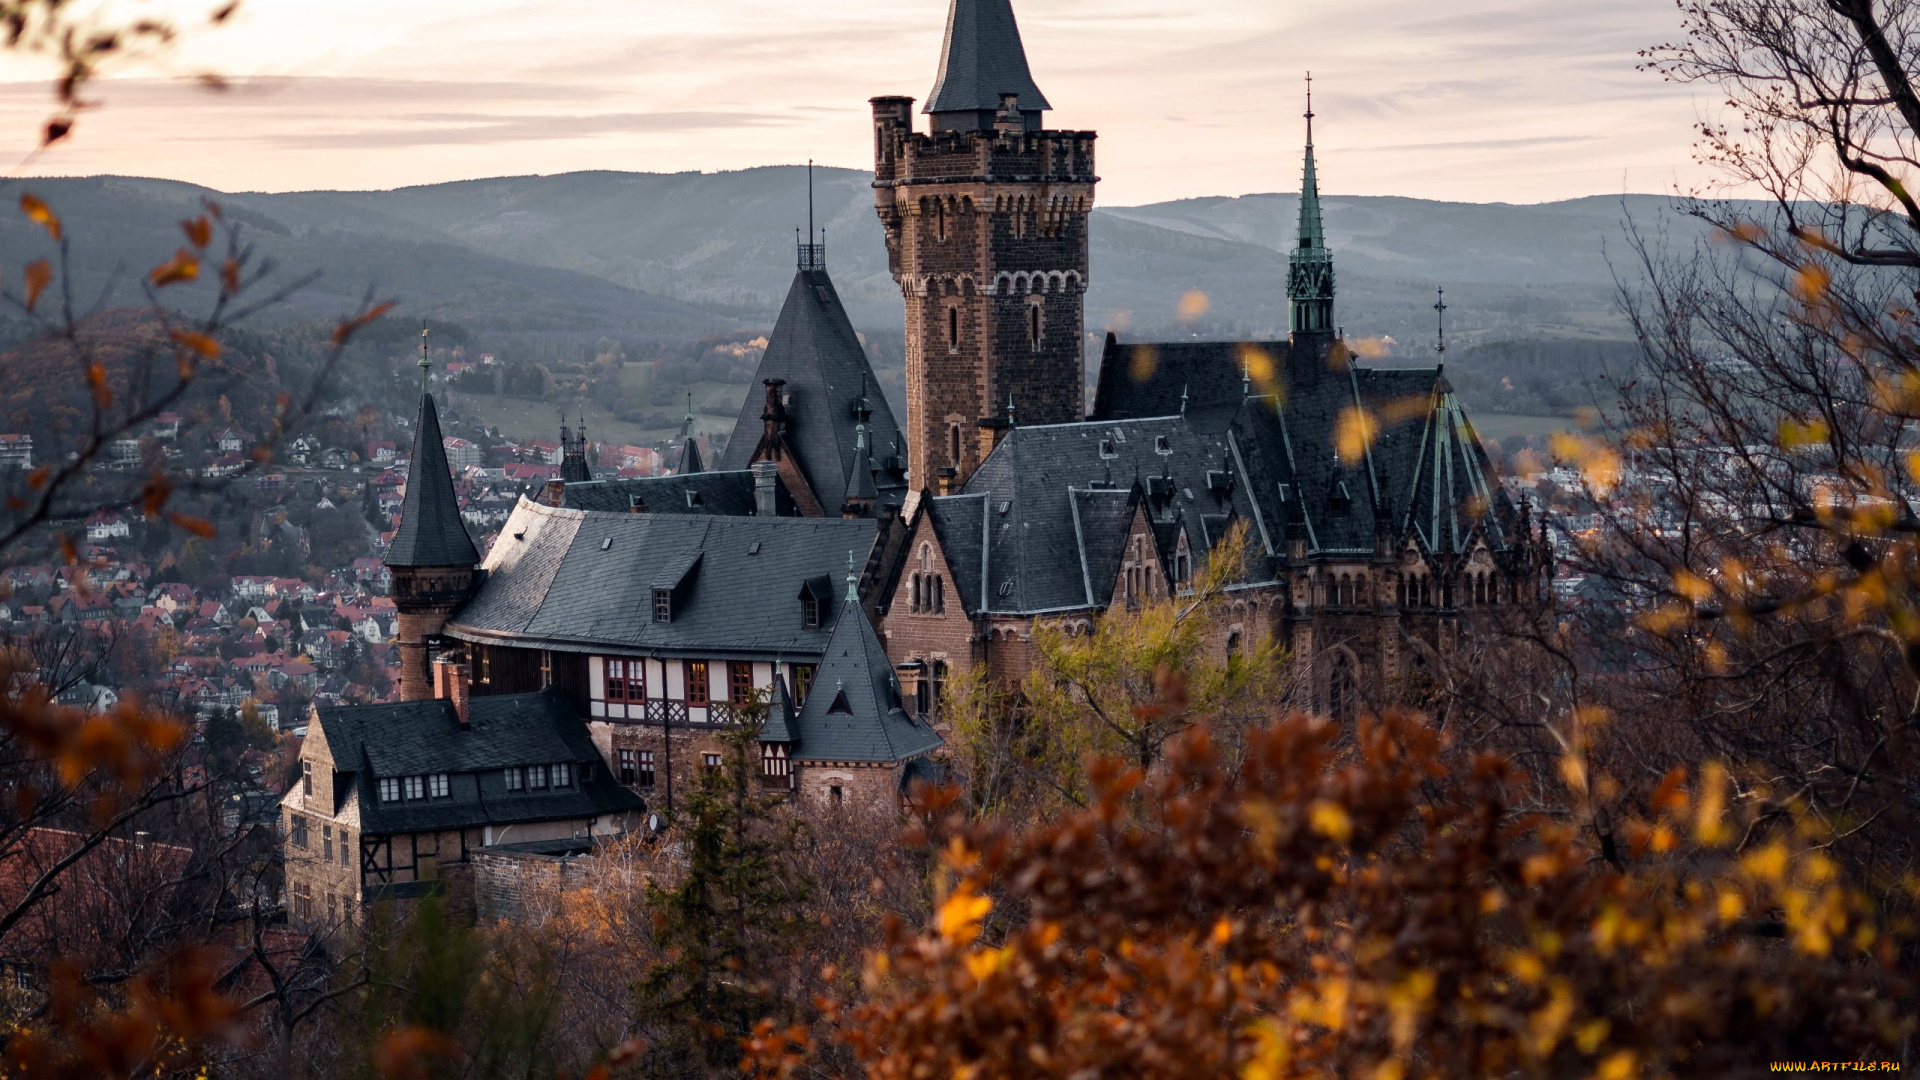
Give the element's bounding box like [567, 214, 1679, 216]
[633, 705, 809, 1079]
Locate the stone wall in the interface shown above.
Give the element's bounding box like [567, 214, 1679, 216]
[795, 759, 902, 814]
[471, 848, 598, 924]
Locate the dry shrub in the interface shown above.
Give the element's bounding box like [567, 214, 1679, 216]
[839, 711, 1913, 1080]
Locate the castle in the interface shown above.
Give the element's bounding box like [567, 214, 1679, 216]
[281, 0, 1550, 925]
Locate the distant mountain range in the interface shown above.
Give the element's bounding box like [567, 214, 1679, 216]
[0, 167, 1710, 354]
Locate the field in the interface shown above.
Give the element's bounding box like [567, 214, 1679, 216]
[441, 368, 755, 453]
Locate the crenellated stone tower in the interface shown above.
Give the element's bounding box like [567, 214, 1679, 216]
[872, 0, 1096, 492]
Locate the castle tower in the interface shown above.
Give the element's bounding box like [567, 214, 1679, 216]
[872, 0, 1096, 491]
[1288, 77, 1336, 358]
[386, 337, 479, 702]
[559, 413, 592, 483]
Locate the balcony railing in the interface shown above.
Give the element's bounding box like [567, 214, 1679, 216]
[600, 699, 753, 729]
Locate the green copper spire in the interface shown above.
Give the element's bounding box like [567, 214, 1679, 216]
[1288, 73, 1335, 337]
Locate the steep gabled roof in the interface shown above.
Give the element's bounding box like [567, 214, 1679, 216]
[789, 600, 942, 764]
[719, 269, 905, 512]
[926, 0, 1052, 115]
[387, 392, 478, 569]
[445, 499, 880, 658]
[312, 687, 644, 834]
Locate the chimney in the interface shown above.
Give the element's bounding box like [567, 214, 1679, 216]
[433, 655, 473, 729]
[977, 416, 1011, 461]
[994, 92, 1025, 134]
[751, 460, 780, 517]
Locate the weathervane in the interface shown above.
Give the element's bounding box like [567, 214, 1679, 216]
[1434, 287, 1449, 361]
[418, 323, 432, 392]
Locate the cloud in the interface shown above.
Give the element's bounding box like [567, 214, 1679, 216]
[260, 110, 795, 150]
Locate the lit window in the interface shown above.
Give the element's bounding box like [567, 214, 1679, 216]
[686, 661, 710, 707]
[428, 773, 449, 799]
[379, 778, 400, 803]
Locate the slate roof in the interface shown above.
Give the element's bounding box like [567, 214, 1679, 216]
[445, 499, 881, 658]
[560, 471, 796, 517]
[952, 413, 1262, 614]
[674, 436, 705, 475]
[387, 392, 479, 569]
[780, 600, 943, 764]
[1089, 334, 1518, 558]
[312, 687, 643, 835]
[717, 269, 906, 512]
[926, 0, 1052, 116]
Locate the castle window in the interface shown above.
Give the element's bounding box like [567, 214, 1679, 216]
[830, 784, 843, 806]
[551, 763, 572, 789]
[341, 831, 351, 867]
[686, 660, 710, 707]
[288, 814, 308, 849]
[803, 594, 822, 628]
[933, 575, 945, 614]
[618, 749, 636, 785]
[936, 199, 947, 241]
[504, 767, 524, 791]
[529, 766, 548, 790]
[1029, 303, 1044, 351]
[792, 664, 816, 707]
[404, 775, 425, 801]
[608, 658, 646, 703]
[302, 760, 312, 796]
[931, 661, 948, 718]
[910, 574, 922, 614]
[323, 824, 333, 862]
[947, 307, 960, 353]
[950, 423, 962, 467]
[652, 588, 672, 623]
[638, 751, 655, 787]
[729, 661, 755, 706]
[703, 753, 722, 773]
[429, 773, 449, 799]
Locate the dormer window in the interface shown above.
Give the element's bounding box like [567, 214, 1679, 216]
[1099, 439, 1117, 459]
[802, 595, 821, 629]
[652, 588, 672, 623]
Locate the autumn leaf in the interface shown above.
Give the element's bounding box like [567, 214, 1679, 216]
[19, 194, 61, 241]
[167, 513, 215, 539]
[180, 215, 211, 249]
[24, 259, 52, 313]
[331, 300, 397, 346]
[937, 884, 992, 945]
[149, 249, 200, 287]
[168, 329, 221, 360]
[85, 363, 110, 408]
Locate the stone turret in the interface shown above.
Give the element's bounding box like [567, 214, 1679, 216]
[386, 344, 480, 703]
[872, 0, 1096, 491]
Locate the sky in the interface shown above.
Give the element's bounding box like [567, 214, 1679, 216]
[0, 0, 1719, 207]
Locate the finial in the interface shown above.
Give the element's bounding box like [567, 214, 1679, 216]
[1242, 355, 1252, 399]
[808, 159, 815, 247]
[1007, 393, 1016, 427]
[845, 549, 859, 602]
[1304, 71, 1314, 146]
[1180, 382, 1189, 416]
[418, 323, 432, 370]
[1434, 287, 1449, 361]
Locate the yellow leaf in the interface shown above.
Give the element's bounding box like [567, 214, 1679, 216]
[1336, 405, 1379, 462]
[1240, 1018, 1290, 1080]
[1596, 1050, 1636, 1080]
[1694, 761, 1731, 846]
[1178, 290, 1211, 324]
[1308, 800, 1352, 844]
[1212, 917, 1233, 946]
[150, 248, 201, 287]
[1792, 263, 1831, 303]
[19, 194, 60, 241]
[1575, 1018, 1611, 1054]
[937, 884, 991, 945]
[169, 329, 221, 360]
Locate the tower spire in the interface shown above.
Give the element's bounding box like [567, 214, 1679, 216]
[1288, 72, 1335, 340]
[798, 161, 825, 271]
[926, 0, 1052, 131]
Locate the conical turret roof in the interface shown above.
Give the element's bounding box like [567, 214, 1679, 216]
[790, 599, 943, 763]
[719, 268, 905, 511]
[926, 0, 1051, 116]
[387, 391, 478, 569]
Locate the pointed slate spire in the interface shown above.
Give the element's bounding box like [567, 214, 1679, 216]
[675, 394, 705, 475]
[1288, 73, 1335, 339]
[788, 592, 944, 766]
[387, 355, 478, 569]
[927, 0, 1052, 128]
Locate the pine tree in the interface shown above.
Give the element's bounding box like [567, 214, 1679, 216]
[633, 704, 809, 1079]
